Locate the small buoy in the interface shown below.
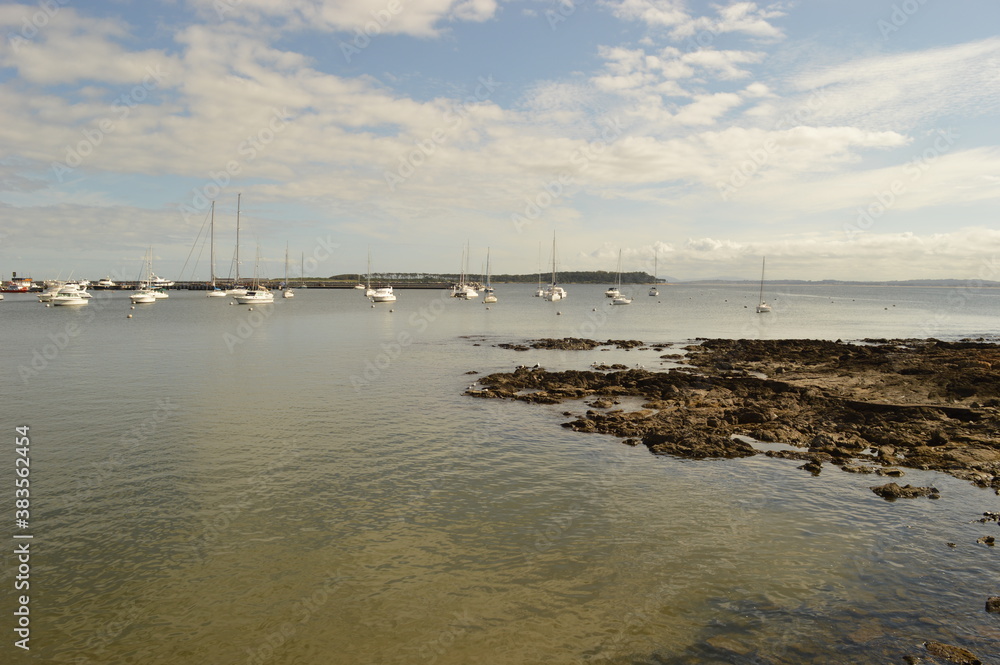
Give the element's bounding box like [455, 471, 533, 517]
[371, 304, 375, 308]
[485, 307, 490, 310]
[557, 311, 562, 315]
[229, 302, 234, 305]
[45, 303, 51, 307]
[592, 308, 597, 312]
[130, 306, 135, 310]
[127, 314, 132, 318]
[248, 307, 253, 311]
[389, 309, 394, 312]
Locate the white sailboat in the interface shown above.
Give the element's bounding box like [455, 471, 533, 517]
[207, 201, 227, 297]
[367, 250, 396, 302]
[235, 247, 274, 304]
[605, 252, 620, 298]
[130, 248, 157, 304]
[483, 247, 497, 304]
[226, 194, 248, 297]
[451, 242, 478, 299]
[756, 256, 771, 313]
[282, 244, 295, 299]
[648, 249, 659, 296]
[611, 249, 632, 305]
[542, 233, 567, 302]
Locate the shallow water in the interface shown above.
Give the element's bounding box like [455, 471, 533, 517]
[1, 283, 998, 663]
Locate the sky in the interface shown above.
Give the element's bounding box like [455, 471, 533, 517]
[1, 0, 1000, 282]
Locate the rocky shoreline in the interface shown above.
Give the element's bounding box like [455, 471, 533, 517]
[465, 338, 1000, 492]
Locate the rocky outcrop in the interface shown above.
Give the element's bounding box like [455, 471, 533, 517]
[870, 482, 940, 500]
[923, 641, 983, 665]
[465, 338, 1000, 487]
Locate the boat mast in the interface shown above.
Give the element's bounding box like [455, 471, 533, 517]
[617, 249, 622, 290]
[235, 193, 241, 285]
[550, 232, 557, 286]
[758, 257, 766, 304]
[537, 242, 541, 290]
[209, 201, 216, 288]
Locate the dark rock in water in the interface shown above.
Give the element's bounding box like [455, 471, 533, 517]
[977, 535, 996, 546]
[588, 397, 617, 409]
[799, 460, 823, 475]
[923, 641, 982, 665]
[875, 467, 905, 477]
[986, 596, 1000, 613]
[497, 343, 529, 351]
[464, 370, 479, 375]
[870, 482, 940, 500]
[645, 430, 757, 459]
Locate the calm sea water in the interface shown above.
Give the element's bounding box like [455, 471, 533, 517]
[2, 283, 999, 664]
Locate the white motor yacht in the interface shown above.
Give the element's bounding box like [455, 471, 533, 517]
[371, 285, 396, 302]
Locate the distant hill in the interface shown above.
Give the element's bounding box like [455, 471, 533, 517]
[328, 274, 997, 287]
[683, 278, 1000, 287]
[330, 271, 675, 284]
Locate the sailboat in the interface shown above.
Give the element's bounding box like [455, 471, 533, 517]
[225, 194, 248, 296]
[648, 249, 659, 297]
[364, 248, 375, 297]
[298, 252, 308, 289]
[605, 251, 620, 298]
[483, 247, 497, 304]
[542, 233, 567, 302]
[282, 244, 295, 298]
[235, 247, 274, 304]
[611, 249, 632, 305]
[207, 201, 227, 297]
[756, 256, 771, 313]
[452, 242, 478, 299]
[130, 248, 157, 304]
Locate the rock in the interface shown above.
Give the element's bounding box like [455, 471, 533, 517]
[799, 460, 823, 475]
[464, 370, 479, 375]
[870, 483, 941, 500]
[842, 463, 877, 474]
[924, 641, 982, 665]
[977, 536, 995, 546]
[986, 596, 1000, 613]
[588, 397, 617, 409]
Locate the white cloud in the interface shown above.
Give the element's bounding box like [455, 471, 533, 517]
[602, 0, 785, 42]
[189, 0, 501, 37]
[792, 37, 1000, 131]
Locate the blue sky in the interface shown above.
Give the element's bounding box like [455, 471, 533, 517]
[2, 0, 1000, 282]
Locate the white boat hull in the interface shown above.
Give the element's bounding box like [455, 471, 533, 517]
[611, 296, 632, 305]
[207, 289, 228, 297]
[235, 290, 274, 304]
[52, 295, 88, 306]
